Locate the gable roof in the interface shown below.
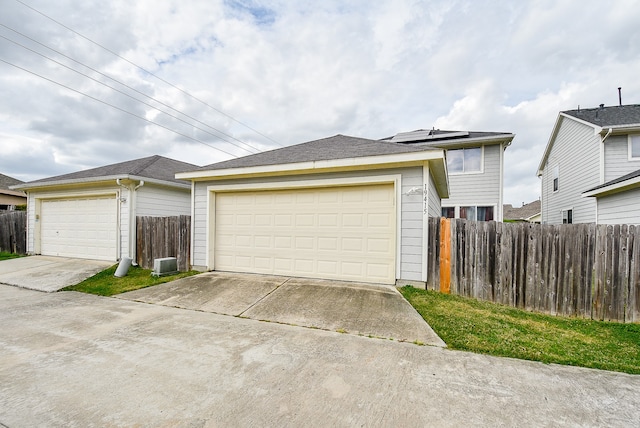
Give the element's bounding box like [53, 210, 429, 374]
[563, 104, 640, 128]
[0, 173, 26, 197]
[538, 104, 640, 176]
[178, 134, 450, 198]
[383, 129, 514, 148]
[583, 168, 640, 197]
[503, 200, 541, 221]
[13, 155, 197, 190]
[198, 134, 440, 171]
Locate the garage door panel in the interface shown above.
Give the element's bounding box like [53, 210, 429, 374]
[213, 184, 396, 284]
[40, 197, 117, 261]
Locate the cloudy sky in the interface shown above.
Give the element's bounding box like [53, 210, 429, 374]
[1, 0, 639, 205]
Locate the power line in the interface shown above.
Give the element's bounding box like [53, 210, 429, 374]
[0, 57, 239, 158]
[0, 31, 259, 155]
[13, 0, 284, 147]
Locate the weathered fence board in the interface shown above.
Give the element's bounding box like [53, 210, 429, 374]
[431, 218, 639, 323]
[136, 215, 191, 272]
[0, 211, 27, 254]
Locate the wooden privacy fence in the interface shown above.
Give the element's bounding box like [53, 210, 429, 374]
[136, 215, 190, 272]
[0, 211, 27, 254]
[428, 218, 640, 323]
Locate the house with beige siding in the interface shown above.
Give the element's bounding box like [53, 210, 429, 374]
[12, 155, 195, 262]
[177, 134, 449, 286]
[383, 129, 515, 222]
[537, 104, 640, 225]
[0, 173, 26, 211]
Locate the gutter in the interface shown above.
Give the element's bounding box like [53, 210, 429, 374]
[12, 174, 189, 191]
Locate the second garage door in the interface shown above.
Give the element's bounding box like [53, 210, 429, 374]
[213, 184, 396, 284]
[40, 196, 118, 261]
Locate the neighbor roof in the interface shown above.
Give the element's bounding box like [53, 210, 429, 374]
[503, 200, 541, 221]
[197, 134, 441, 171]
[563, 104, 640, 128]
[0, 173, 26, 197]
[583, 168, 640, 197]
[14, 155, 197, 189]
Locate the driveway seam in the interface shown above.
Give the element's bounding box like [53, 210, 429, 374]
[237, 277, 292, 317]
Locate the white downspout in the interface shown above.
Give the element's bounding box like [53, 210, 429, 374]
[116, 179, 128, 260]
[600, 128, 612, 184]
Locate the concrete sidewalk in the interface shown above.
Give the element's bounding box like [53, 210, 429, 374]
[0, 256, 113, 292]
[117, 271, 445, 346]
[1, 284, 639, 427]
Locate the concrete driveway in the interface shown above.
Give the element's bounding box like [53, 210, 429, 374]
[117, 271, 445, 346]
[0, 255, 113, 292]
[1, 284, 639, 427]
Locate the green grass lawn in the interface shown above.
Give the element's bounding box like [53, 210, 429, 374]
[0, 251, 23, 261]
[400, 286, 640, 375]
[62, 264, 199, 296]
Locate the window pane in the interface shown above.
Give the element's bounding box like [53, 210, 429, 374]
[460, 206, 476, 220]
[447, 149, 464, 173]
[631, 136, 640, 158]
[441, 207, 455, 218]
[464, 148, 482, 172]
[477, 206, 494, 221]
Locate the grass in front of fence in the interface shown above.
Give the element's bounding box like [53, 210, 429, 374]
[400, 286, 640, 375]
[0, 251, 23, 261]
[62, 264, 199, 296]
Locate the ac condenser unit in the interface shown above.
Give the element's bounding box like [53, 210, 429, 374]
[152, 257, 178, 277]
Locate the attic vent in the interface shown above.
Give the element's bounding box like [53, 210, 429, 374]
[152, 257, 178, 277]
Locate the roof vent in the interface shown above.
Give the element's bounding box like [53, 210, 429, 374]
[599, 103, 605, 109]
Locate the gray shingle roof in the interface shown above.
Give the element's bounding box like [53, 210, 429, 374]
[0, 173, 23, 190]
[24, 155, 197, 186]
[503, 200, 541, 221]
[199, 134, 440, 170]
[563, 104, 640, 127]
[584, 168, 640, 194]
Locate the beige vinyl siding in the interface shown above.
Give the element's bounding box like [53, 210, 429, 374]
[441, 144, 501, 214]
[192, 167, 426, 281]
[596, 188, 640, 225]
[541, 118, 599, 224]
[136, 185, 190, 217]
[604, 135, 640, 182]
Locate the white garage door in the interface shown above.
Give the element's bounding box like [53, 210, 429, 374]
[214, 184, 396, 284]
[40, 196, 117, 261]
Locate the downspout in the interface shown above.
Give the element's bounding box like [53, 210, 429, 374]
[116, 179, 128, 260]
[130, 180, 144, 265]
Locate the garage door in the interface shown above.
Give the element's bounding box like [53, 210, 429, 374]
[40, 196, 117, 261]
[214, 184, 396, 284]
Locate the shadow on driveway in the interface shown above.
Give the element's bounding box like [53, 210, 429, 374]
[116, 271, 445, 346]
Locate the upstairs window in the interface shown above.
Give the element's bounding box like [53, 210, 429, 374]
[447, 147, 482, 173]
[630, 135, 640, 159]
[553, 166, 559, 192]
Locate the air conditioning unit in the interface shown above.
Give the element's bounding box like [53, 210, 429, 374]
[152, 257, 178, 277]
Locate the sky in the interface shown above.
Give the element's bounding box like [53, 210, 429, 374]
[1, 0, 640, 206]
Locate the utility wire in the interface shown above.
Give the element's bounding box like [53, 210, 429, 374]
[0, 32, 259, 155]
[0, 57, 238, 158]
[14, 0, 284, 147]
[0, 22, 263, 154]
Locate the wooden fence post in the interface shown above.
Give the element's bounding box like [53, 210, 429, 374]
[439, 217, 451, 294]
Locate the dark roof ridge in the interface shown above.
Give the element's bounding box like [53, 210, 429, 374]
[131, 154, 162, 175]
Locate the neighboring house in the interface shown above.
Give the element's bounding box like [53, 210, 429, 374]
[176, 134, 449, 286]
[537, 104, 640, 225]
[503, 200, 541, 223]
[0, 173, 27, 211]
[11, 155, 196, 262]
[383, 129, 515, 222]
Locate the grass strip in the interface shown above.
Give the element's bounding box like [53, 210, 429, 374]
[62, 264, 198, 296]
[0, 251, 23, 261]
[400, 286, 640, 374]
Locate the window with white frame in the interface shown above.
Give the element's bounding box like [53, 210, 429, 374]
[460, 205, 494, 221]
[441, 207, 455, 218]
[446, 147, 482, 173]
[553, 166, 559, 192]
[562, 209, 573, 224]
[630, 135, 640, 159]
